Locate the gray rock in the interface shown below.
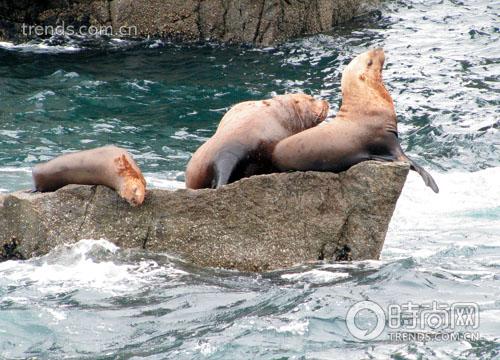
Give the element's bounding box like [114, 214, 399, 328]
[0, 0, 378, 46]
[0, 161, 408, 271]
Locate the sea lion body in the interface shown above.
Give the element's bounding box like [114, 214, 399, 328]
[185, 94, 329, 189]
[272, 49, 439, 193]
[32, 145, 147, 206]
[275, 120, 394, 172]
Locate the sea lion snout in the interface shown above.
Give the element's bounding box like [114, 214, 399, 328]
[282, 94, 329, 128]
[363, 48, 385, 75]
[370, 48, 385, 70]
[314, 99, 330, 124]
[341, 48, 388, 94]
[369, 47, 385, 60]
[346, 48, 385, 75]
[306, 97, 329, 126]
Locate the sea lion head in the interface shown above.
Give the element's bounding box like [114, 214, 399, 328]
[341, 48, 392, 103]
[279, 94, 329, 130]
[115, 154, 147, 206]
[343, 48, 385, 85]
[121, 177, 146, 207]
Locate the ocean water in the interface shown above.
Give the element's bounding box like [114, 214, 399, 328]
[0, 0, 499, 358]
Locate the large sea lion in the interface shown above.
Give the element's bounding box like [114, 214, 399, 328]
[185, 94, 329, 189]
[32, 145, 147, 206]
[272, 48, 439, 193]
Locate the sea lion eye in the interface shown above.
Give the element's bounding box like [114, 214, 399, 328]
[367, 60, 373, 66]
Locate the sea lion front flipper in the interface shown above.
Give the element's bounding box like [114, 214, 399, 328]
[212, 145, 247, 189]
[369, 154, 396, 162]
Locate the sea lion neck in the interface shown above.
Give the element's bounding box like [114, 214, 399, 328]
[338, 81, 398, 133]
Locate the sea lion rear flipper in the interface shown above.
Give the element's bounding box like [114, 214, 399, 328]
[387, 137, 439, 193]
[406, 158, 439, 193]
[213, 145, 247, 189]
[395, 149, 439, 193]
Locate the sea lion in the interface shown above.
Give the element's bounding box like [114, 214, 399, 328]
[32, 145, 147, 206]
[185, 93, 329, 189]
[272, 48, 439, 193]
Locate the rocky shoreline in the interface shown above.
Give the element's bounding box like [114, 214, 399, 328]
[0, 162, 409, 271]
[0, 0, 378, 46]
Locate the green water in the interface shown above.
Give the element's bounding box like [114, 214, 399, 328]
[0, 2, 498, 191]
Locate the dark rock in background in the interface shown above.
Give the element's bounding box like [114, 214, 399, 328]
[0, 0, 378, 45]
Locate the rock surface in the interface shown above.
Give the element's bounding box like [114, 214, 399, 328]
[0, 0, 378, 46]
[0, 162, 409, 271]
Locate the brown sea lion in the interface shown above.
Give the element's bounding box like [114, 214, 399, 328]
[185, 93, 329, 189]
[272, 48, 439, 193]
[32, 145, 147, 206]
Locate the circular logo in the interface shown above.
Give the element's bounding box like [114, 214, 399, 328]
[346, 300, 386, 340]
[426, 313, 444, 329]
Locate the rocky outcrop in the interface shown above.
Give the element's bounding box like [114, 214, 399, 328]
[0, 0, 378, 46]
[0, 162, 409, 271]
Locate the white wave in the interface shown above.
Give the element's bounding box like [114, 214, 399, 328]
[126, 80, 150, 91]
[320, 259, 385, 271]
[0, 167, 31, 173]
[193, 341, 217, 356]
[44, 307, 67, 322]
[92, 123, 115, 133]
[28, 90, 55, 101]
[147, 39, 170, 48]
[385, 166, 500, 258]
[144, 173, 185, 190]
[0, 296, 30, 306]
[390, 167, 499, 226]
[80, 80, 106, 88]
[0, 36, 144, 54]
[0, 239, 187, 295]
[51, 69, 80, 78]
[272, 319, 309, 335]
[282, 269, 350, 283]
[0, 41, 80, 53]
[0, 130, 22, 139]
